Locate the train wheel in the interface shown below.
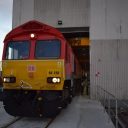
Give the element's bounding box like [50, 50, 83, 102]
[3, 90, 20, 116]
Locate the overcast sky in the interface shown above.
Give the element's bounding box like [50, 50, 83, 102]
[0, 0, 13, 60]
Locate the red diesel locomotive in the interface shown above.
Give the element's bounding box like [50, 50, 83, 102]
[2, 20, 82, 117]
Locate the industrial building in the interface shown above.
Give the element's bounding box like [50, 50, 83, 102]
[1, 0, 128, 127]
[12, 0, 128, 99]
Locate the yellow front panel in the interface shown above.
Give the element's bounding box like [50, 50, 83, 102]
[2, 60, 65, 90]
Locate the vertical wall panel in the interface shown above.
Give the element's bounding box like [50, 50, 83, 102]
[90, 0, 106, 39]
[90, 0, 128, 40]
[59, 0, 89, 27]
[13, 0, 22, 28]
[106, 0, 121, 39]
[20, 0, 34, 24]
[13, 0, 34, 28]
[34, 0, 61, 26]
[121, 1, 128, 39]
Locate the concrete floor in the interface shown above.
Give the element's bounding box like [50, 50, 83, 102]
[0, 102, 18, 127]
[49, 96, 115, 128]
[0, 96, 115, 128]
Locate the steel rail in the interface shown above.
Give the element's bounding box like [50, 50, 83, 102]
[44, 117, 56, 128]
[1, 117, 22, 128]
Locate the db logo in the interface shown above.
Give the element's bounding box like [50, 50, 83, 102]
[27, 65, 36, 72]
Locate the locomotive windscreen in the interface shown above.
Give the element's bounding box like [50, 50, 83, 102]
[5, 41, 30, 60]
[35, 39, 61, 59]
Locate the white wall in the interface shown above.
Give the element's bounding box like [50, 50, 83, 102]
[13, 0, 90, 28]
[13, 0, 34, 28]
[90, 0, 128, 40]
[90, 0, 128, 99]
[90, 40, 128, 99]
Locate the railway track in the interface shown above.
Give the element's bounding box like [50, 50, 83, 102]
[44, 117, 56, 128]
[0, 101, 56, 128]
[0, 117, 56, 128]
[0, 102, 19, 128]
[1, 117, 22, 128]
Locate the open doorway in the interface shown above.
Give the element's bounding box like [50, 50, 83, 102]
[68, 37, 90, 96]
[59, 27, 90, 96]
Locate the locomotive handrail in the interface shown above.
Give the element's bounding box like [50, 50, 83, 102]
[96, 85, 116, 99]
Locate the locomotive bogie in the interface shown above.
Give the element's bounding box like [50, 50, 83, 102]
[3, 90, 63, 117]
[3, 80, 73, 117]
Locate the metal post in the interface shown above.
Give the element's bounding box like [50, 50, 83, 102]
[95, 86, 98, 99]
[103, 90, 105, 109]
[108, 95, 110, 117]
[96, 85, 99, 101]
[115, 99, 118, 128]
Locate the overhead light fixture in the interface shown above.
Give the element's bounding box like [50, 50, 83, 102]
[58, 20, 62, 25]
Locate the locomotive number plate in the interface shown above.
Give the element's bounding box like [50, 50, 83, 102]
[48, 71, 60, 75]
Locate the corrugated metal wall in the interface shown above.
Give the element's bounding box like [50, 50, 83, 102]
[90, 0, 128, 99]
[34, 0, 61, 27]
[90, 0, 128, 40]
[13, 0, 34, 28]
[34, 0, 90, 27]
[13, 0, 90, 28]
[90, 40, 128, 99]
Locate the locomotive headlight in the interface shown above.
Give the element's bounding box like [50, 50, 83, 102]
[47, 77, 61, 84]
[52, 78, 57, 83]
[30, 33, 37, 39]
[30, 33, 35, 38]
[57, 78, 61, 83]
[3, 78, 10, 83]
[3, 77, 16, 83]
[52, 77, 61, 83]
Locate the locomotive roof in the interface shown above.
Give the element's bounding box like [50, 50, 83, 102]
[4, 20, 65, 42]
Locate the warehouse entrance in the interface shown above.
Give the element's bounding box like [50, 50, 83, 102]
[59, 27, 90, 95]
[68, 37, 90, 96]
